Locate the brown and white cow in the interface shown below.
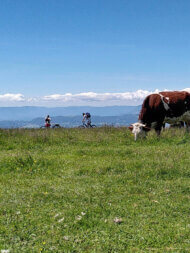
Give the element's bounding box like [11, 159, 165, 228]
[129, 91, 190, 140]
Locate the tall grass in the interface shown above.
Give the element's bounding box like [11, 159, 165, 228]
[0, 127, 189, 252]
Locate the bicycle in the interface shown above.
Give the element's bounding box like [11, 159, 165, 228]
[40, 123, 61, 129]
[78, 123, 96, 128]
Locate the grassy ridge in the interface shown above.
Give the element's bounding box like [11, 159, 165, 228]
[0, 127, 189, 252]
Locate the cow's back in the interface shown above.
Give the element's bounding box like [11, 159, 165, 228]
[159, 91, 190, 118]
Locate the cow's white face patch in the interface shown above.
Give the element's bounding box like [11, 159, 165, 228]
[131, 122, 146, 141]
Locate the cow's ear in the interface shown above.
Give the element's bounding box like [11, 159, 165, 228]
[128, 126, 133, 131]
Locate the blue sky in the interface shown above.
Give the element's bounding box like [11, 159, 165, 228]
[1, 0, 190, 106]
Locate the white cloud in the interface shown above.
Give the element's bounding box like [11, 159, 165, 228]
[0, 93, 25, 102]
[1, 88, 190, 106]
[43, 90, 158, 104]
[183, 88, 190, 93]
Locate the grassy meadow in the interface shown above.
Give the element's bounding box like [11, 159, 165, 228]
[0, 127, 189, 252]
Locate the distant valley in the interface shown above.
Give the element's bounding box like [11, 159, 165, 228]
[0, 106, 141, 128]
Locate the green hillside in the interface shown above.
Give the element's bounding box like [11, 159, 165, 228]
[0, 127, 189, 252]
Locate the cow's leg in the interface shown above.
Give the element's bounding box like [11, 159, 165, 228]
[155, 123, 163, 136]
[155, 129, 161, 136]
[185, 122, 190, 131]
[180, 121, 184, 128]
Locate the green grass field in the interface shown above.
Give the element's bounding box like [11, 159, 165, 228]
[0, 127, 189, 252]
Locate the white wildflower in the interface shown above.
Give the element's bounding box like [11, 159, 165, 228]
[1, 250, 10, 253]
[63, 236, 69, 241]
[76, 215, 82, 221]
[152, 200, 159, 203]
[54, 213, 61, 218]
[81, 212, 86, 216]
[75, 239, 81, 243]
[114, 217, 122, 224]
[49, 246, 56, 251]
[58, 217, 65, 223]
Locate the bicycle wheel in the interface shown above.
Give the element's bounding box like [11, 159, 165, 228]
[52, 124, 61, 128]
[90, 124, 97, 128]
[40, 126, 46, 129]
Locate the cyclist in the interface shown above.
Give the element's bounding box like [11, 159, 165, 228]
[82, 112, 91, 127]
[45, 115, 51, 128]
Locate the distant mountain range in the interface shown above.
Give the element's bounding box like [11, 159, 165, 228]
[0, 106, 141, 128]
[0, 106, 141, 120]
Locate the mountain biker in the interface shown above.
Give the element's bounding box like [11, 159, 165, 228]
[82, 112, 91, 127]
[45, 115, 51, 128]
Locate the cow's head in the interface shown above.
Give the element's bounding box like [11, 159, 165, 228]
[128, 122, 150, 141]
